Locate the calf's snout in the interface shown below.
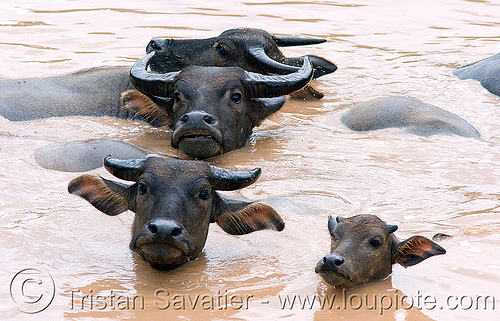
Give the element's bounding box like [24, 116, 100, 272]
[316, 253, 345, 272]
[132, 218, 192, 257]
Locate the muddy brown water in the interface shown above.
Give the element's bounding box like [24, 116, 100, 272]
[1, 1, 500, 320]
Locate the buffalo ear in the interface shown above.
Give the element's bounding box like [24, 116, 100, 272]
[121, 90, 171, 126]
[215, 199, 285, 235]
[250, 97, 286, 126]
[395, 235, 446, 267]
[289, 85, 324, 100]
[68, 174, 131, 216]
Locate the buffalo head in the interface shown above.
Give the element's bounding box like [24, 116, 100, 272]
[145, 28, 336, 79]
[315, 214, 446, 289]
[124, 51, 314, 159]
[68, 156, 284, 270]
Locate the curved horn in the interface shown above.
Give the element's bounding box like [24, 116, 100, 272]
[387, 224, 398, 234]
[271, 34, 326, 47]
[129, 52, 179, 97]
[286, 55, 337, 79]
[245, 57, 313, 98]
[103, 156, 146, 181]
[248, 47, 301, 75]
[328, 215, 337, 235]
[209, 166, 261, 191]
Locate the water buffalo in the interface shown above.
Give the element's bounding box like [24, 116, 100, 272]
[146, 28, 336, 80]
[125, 51, 314, 159]
[453, 52, 500, 97]
[315, 215, 446, 289]
[68, 155, 284, 270]
[341, 96, 480, 138]
[0, 28, 335, 121]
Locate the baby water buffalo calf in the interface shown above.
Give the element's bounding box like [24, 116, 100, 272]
[125, 52, 313, 159]
[341, 96, 480, 138]
[68, 156, 284, 270]
[453, 52, 500, 97]
[315, 215, 446, 289]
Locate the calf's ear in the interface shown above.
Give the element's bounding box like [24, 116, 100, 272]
[395, 235, 446, 267]
[214, 199, 285, 235]
[68, 174, 131, 216]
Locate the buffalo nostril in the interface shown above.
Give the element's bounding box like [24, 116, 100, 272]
[203, 115, 214, 124]
[334, 257, 344, 266]
[171, 227, 183, 237]
[149, 38, 163, 51]
[148, 223, 159, 234]
[180, 115, 189, 124]
[322, 254, 344, 268]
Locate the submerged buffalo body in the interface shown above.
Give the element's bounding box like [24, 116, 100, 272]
[0, 28, 335, 122]
[341, 96, 480, 138]
[68, 156, 284, 270]
[453, 52, 500, 97]
[0, 66, 134, 121]
[315, 215, 446, 289]
[125, 52, 314, 158]
[34, 139, 161, 172]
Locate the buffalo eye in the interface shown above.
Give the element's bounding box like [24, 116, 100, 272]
[138, 183, 148, 195]
[215, 43, 230, 58]
[230, 92, 242, 104]
[369, 238, 382, 249]
[198, 189, 211, 200]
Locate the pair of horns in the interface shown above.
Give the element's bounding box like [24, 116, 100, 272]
[103, 156, 261, 191]
[129, 51, 313, 99]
